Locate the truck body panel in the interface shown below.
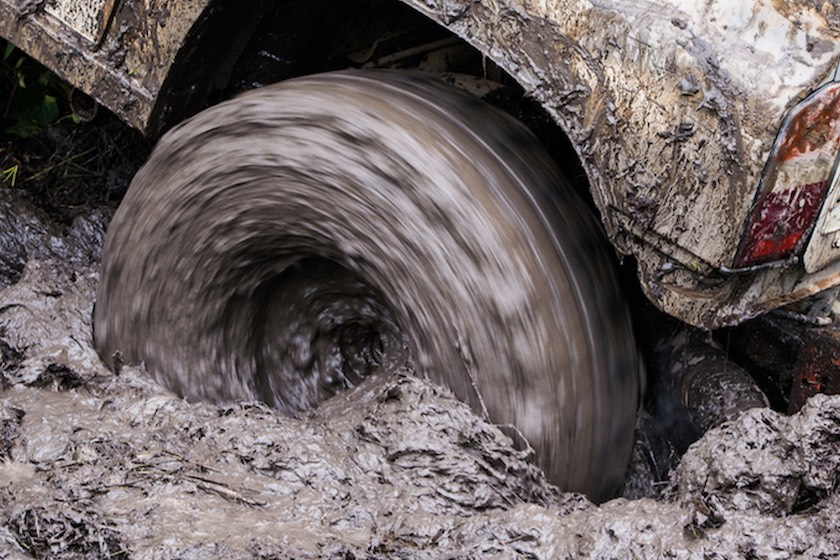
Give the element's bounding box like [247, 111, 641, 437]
[0, 0, 210, 130]
[1, 0, 838, 328]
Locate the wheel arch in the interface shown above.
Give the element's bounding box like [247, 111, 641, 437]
[397, 0, 623, 241]
[0, 0, 621, 241]
[12, 0, 836, 328]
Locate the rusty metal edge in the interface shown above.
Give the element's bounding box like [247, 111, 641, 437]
[0, 2, 153, 132]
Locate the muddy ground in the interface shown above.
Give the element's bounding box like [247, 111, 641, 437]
[0, 182, 839, 559]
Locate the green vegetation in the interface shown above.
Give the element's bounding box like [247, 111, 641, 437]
[1, 40, 76, 140]
[0, 38, 149, 222]
[0, 163, 17, 186]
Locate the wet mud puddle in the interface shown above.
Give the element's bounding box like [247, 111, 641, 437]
[1, 190, 840, 559]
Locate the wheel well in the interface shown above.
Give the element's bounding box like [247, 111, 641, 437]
[160, 0, 592, 205]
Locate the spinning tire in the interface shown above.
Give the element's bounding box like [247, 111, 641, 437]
[95, 71, 640, 500]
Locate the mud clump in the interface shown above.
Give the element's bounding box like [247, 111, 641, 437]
[0, 193, 36, 289]
[0, 405, 24, 459]
[0, 330, 26, 389]
[674, 395, 840, 516]
[25, 363, 84, 391]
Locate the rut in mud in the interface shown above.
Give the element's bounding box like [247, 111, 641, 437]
[0, 187, 839, 559]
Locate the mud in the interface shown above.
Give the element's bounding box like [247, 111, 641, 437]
[0, 188, 839, 558]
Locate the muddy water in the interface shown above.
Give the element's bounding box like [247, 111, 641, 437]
[1, 189, 840, 558]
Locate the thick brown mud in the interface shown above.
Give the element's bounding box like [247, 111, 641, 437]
[1, 188, 840, 559]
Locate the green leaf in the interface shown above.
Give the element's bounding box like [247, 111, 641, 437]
[3, 42, 14, 62]
[4, 120, 40, 138]
[38, 95, 60, 124]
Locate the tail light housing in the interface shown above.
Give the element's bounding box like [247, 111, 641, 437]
[733, 80, 840, 270]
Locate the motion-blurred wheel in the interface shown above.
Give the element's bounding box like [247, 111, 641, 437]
[94, 71, 640, 501]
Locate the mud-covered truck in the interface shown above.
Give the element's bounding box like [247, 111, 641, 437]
[1, 0, 838, 501]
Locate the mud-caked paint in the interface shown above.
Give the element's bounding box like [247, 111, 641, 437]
[402, 0, 840, 327]
[2, 0, 840, 327]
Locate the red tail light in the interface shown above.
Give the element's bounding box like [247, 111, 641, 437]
[734, 81, 840, 269]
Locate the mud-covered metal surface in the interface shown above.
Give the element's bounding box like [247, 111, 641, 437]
[402, 0, 840, 328]
[646, 326, 770, 453]
[3, 0, 840, 330]
[1, 187, 840, 558]
[724, 310, 840, 414]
